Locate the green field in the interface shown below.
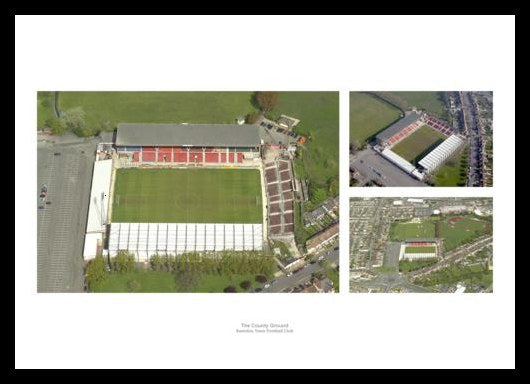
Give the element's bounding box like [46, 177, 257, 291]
[390, 215, 491, 251]
[89, 269, 264, 293]
[413, 263, 493, 291]
[404, 246, 436, 254]
[37, 92, 55, 129]
[112, 168, 262, 223]
[434, 147, 467, 186]
[37, 91, 338, 203]
[399, 259, 438, 273]
[59, 91, 257, 129]
[267, 92, 339, 198]
[439, 217, 491, 251]
[391, 125, 446, 163]
[350, 92, 402, 147]
[390, 221, 436, 241]
[374, 92, 448, 119]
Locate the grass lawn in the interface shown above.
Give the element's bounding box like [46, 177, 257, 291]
[391, 125, 446, 163]
[374, 92, 448, 119]
[350, 92, 402, 146]
[268, 92, 339, 195]
[56, 91, 258, 129]
[37, 91, 55, 129]
[413, 263, 492, 290]
[434, 147, 467, 186]
[112, 168, 262, 223]
[404, 246, 436, 254]
[42, 91, 338, 202]
[399, 259, 438, 273]
[324, 266, 339, 291]
[90, 269, 178, 292]
[89, 270, 265, 293]
[193, 273, 263, 293]
[390, 221, 436, 241]
[439, 216, 491, 251]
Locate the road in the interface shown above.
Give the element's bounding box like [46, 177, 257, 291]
[36, 138, 97, 292]
[350, 271, 433, 293]
[460, 91, 484, 187]
[350, 148, 426, 187]
[263, 249, 339, 293]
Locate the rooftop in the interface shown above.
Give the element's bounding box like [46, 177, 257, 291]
[376, 111, 421, 142]
[116, 123, 261, 147]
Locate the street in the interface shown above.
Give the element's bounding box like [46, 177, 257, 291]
[36, 136, 100, 292]
[263, 249, 339, 293]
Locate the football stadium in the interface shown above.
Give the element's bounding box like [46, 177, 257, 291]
[82, 123, 300, 262]
[399, 240, 439, 261]
[374, 111, 464, 181]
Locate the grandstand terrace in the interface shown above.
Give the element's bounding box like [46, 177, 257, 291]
[115, 123, 262, 165]
[264, 160, 295, 236]
[423, 114, 454, 136]
[375, 111, 421, 147]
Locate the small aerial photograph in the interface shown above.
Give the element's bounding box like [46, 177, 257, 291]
[350, 197, 493, 293]
[37, 91, 339, 293]
[350, 91, 493, 187]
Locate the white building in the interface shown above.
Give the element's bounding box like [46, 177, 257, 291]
[83, 159, 113, 260]
[418, 134, 464, 173]
[107, 222, 263, 262]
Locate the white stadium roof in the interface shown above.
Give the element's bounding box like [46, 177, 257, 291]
[86, 159, 113, 233]
[108, 222, 263, 262]
[381, 148, 417, 173]
[418, 134, 464, 173]
[83, 232, 103, 260]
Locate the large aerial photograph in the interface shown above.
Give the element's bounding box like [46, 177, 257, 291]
[350, 197, 493, 293]
[37, 91, 339, 293]
[350, 91, 493, 187]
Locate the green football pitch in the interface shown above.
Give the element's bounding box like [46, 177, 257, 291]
[404, 246, 436, 254]
[111, 168, 263, 223]
[392, 125, 446, 163]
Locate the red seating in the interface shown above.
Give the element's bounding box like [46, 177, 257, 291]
[174, 152, 187, 162]
[237, 153, 244, 163]
[132, 152, 140, 162]
[220, 153, 227, 163]
[190, 153, 203, 163]
[142, 150, 156, 162]
[205, 152, 219, 163]
[157, 148, 172, 162]
[228, 153, 234, 163]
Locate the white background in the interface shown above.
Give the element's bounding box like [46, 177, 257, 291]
[15, 15, 515, 369]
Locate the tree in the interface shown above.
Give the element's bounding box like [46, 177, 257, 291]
[255, 274, 267, 284]
[255, 92, 279, 114]
[150, 254, 162, 271]
[327, 177, 339, 196]
[111, 251, 136, 273]
[63, 107, 87, 136]
[223, 286, 237, 293]
[246, 112, 261, 124]
[310, 187, 328, 205]
[85, 255, 107, 288]
[45, 116, 67, 135]
[240, 280, 252, 291]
